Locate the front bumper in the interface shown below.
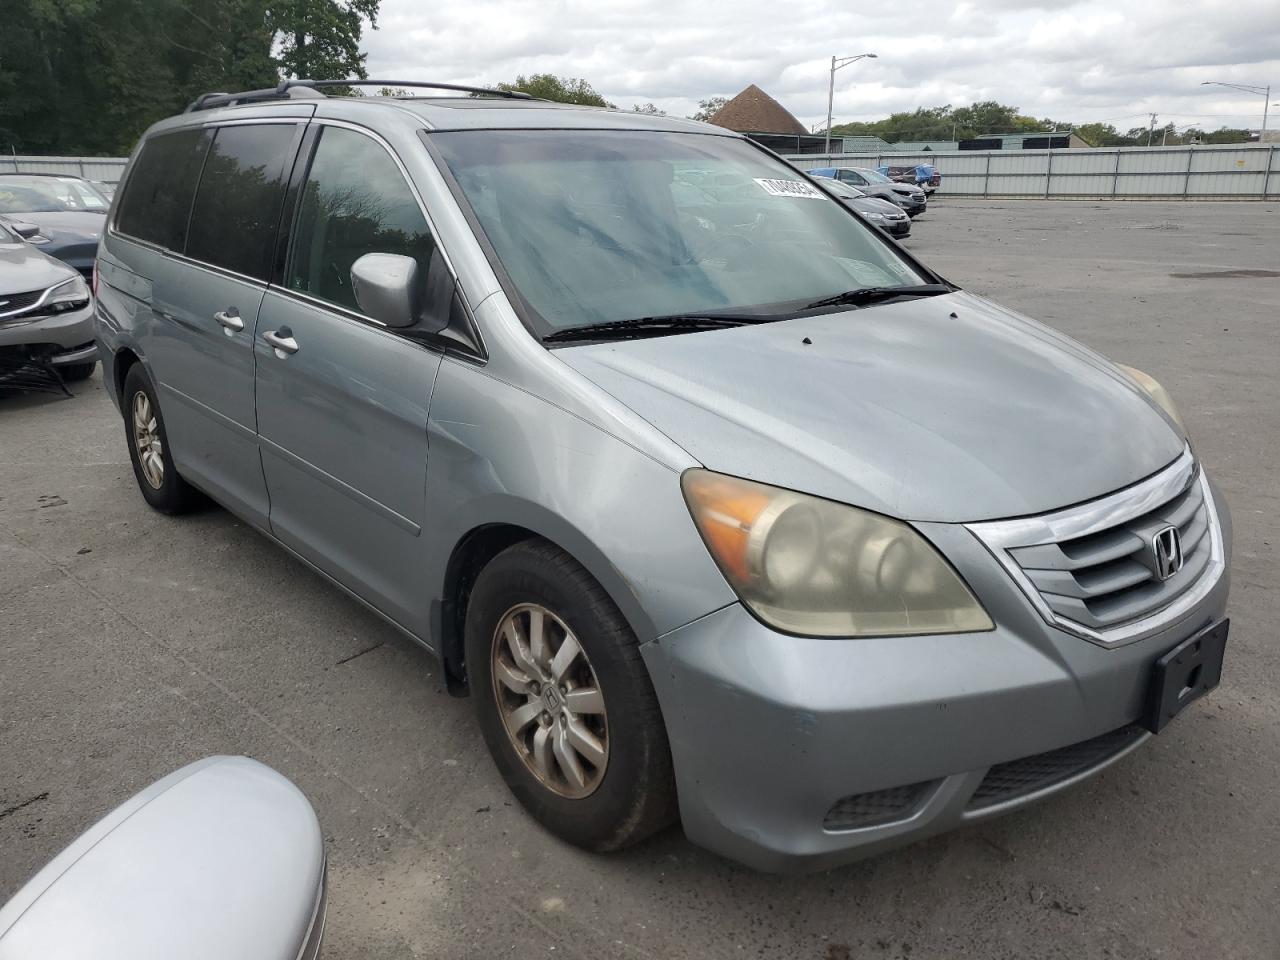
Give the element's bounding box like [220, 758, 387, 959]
[878, 219, 911, 238]
[891, 192, 926, 212]
[643, 485, 1231, 873]
[0, 299, 96, 361]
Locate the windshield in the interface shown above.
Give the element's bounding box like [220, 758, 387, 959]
[0, 176, 110, 214]
[432, 130, 926, 336]
[857, 168, 893, 184]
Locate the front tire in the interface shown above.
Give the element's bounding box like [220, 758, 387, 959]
[465, 540, 677, 851]
[122, 364, 200, 514]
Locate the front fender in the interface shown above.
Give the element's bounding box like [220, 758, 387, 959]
[423, 358, 736, 646]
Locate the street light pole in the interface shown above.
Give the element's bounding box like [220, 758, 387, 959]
[1201, 80, 1271, 137]
[824, 53, 877, 156]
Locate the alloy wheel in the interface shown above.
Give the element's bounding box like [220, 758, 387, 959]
[490, 603, 609, 798]
[131, 390, 164, 489]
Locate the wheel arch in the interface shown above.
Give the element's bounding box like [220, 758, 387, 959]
[432, 510, 660, 698]
[112, 345, 143, 406]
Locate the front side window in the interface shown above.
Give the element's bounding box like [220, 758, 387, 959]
[836, 169, 868, 186]
[186, 123, 297, 280]
[431, 130, 925, 336]
[115, 128, 211, 250]
[286, 126, 436, 314]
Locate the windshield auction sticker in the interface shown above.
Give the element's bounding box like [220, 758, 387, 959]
[753, 178, 825, 199]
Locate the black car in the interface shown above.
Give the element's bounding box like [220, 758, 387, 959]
[814, 176, 912, 238]
[0, 174, 110, 278]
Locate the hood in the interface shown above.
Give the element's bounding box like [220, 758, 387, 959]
[0, 235, 79, 295]
[557, 291, 1185, 522]
[3, 211, 104, 269]
[886, 183, 924, 196]
[4, 209, 104, 242]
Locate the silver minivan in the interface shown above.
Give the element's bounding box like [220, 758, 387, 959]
[95, 81, 1231, 873]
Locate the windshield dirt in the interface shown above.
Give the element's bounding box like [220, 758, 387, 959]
[431, 130, 925, 336]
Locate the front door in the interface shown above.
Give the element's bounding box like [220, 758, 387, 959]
[254, 123, 443, 630]
[147, 121, 302, 525]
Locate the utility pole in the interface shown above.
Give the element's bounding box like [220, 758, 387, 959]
[824, 53, 878, 156]
[1147, 113, 1157, 146]
[1201, 81, 1271, 138]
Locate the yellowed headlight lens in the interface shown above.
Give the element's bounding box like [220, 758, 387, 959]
[681, 469, 993, 637]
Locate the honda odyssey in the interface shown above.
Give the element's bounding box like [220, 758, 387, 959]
[94, 80, 1231, 872]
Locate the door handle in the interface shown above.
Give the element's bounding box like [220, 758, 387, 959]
[214, 309, 244, 333]
[263, 328, 299, 357]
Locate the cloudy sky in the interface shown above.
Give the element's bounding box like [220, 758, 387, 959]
[363, 0, 1277, 133]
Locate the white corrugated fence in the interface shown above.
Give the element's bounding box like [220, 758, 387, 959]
[1, 155, 129, 184]
[4, 144, 1278, 198]
[785, 144, 1279, 200]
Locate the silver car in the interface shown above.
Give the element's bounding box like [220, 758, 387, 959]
[95, 80, 1231, 873]
[0, 218, 97, 384]
[810, 166, 928, 216]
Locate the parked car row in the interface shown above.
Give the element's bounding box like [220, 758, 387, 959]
[812, 176, 912, 238]
[0, 173, 107, 387]
[809, 165, 929, 216]
[0, 173, 109, 279]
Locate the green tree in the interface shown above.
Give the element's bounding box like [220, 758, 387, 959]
[492, 74, 614, 108]
[267, 0, 379, 80]
[0, 0, 380, 156]
[632, 102, 664, 115]
[1073, 122, 1129, 147]
[688, 96, 727, 122]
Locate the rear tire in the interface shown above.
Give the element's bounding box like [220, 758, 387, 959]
[122, 364, 201, 514]
[465, 539, 677, 851]
[59, 361, 96, 382]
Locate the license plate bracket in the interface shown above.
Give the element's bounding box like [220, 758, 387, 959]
[1143, 619, 1228, 734]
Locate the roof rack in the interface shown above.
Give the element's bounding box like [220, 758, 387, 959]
[185, 79, 534, 113]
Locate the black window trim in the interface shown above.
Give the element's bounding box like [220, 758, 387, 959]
[269, 117, 480, 360]
[181, 118, 307, 284]
[108, 117, 304, 287]
[108, 125, 212, 255]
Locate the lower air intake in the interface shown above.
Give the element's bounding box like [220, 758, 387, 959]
[823, 779, 940, 831]
[966, 724, 1146, 811]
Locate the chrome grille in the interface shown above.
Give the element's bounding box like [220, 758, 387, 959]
[0, 288, 48, 318]
[968, 448, 1225, 647]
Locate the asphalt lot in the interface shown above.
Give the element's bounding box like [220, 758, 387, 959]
[2, 199, 1278, 959]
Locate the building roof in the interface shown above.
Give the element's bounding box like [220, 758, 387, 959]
[708, 85, 807, 136]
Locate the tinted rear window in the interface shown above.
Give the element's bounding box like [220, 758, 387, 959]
[115, 128, 211, 250]
[186, 124, 297, 280]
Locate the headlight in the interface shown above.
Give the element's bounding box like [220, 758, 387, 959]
[45, 274, 90, 313]
[682, 470, 994, 637]
[1116, 364, 1183, 430]
[860, 211, 887, 221]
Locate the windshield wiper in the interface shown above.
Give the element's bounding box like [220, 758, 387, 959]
[803, 283, 953, 311]
[543, 313, 779, 343]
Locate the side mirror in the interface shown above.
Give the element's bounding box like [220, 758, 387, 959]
[0, 757, 327, 959]
[10, 221, 41, 240]
[350, 252, 421, 328]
